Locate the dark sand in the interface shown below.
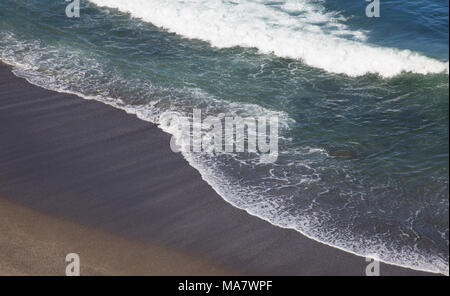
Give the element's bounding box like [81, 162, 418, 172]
[0, 62, 433, 275]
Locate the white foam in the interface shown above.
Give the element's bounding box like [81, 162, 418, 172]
[89, 0, 449, 77]
[180, 152, 449, 276]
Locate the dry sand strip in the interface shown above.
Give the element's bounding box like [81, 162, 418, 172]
[0, 197, 232, 276]
[0, 61, 434, 275]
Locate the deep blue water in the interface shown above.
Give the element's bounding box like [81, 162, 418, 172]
[0, 0, 448, 274]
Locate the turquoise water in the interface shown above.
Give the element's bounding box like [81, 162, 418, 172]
[0, 0, 448, 274]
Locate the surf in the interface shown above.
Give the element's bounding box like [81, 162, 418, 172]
[88, 0, 449, 77]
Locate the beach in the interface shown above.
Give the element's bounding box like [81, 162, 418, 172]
[0, 198, 232, 276]
[0, 62, 434, 276]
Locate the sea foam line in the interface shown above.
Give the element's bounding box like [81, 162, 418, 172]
[89, 0, 449, 77]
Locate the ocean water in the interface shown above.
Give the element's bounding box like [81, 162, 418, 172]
[0, 0, 448, 274]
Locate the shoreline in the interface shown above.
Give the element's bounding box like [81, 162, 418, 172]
[0, 61, 436, 275]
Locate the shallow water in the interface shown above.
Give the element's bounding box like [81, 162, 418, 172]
[0, 0, 448, 274]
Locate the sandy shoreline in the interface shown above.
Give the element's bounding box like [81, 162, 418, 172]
[0, 197, 232, 276]
[0, 61, 434, 275]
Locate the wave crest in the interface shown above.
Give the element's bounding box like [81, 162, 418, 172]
[89, 0, 449, 77]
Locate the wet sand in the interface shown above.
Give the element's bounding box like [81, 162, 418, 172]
[0, 61, 433, 275]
